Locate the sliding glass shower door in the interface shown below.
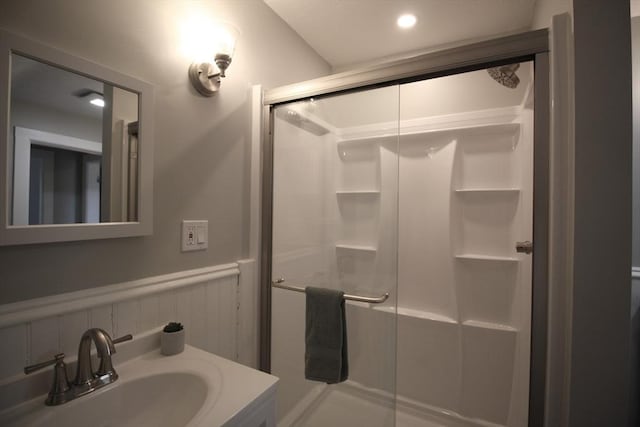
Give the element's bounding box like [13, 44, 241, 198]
[268, 59, 538, 427]
[270, 85, 400, 427]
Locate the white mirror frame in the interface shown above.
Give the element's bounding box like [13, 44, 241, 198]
[0, 29, 154, 245]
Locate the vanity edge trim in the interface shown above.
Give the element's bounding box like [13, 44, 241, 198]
[0, 262, 239, 329]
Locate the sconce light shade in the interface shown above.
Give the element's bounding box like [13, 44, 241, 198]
[188, 22, 239, 97]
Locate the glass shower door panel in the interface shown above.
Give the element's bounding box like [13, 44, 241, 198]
[271, 85, 399, 427]
[396, 62, 534, 427]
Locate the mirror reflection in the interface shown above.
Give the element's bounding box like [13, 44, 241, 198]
[9, 53, 140, 225]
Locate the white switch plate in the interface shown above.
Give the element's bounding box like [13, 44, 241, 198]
[182, 220, 208, 252]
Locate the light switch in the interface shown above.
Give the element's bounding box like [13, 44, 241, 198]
[197, 227, 206, 244]
[182, 220, 208, 252]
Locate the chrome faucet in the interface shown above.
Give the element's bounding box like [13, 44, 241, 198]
[74, 328, 119, 395]
[24, 328, 132, 406]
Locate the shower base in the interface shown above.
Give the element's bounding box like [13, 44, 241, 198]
[278, 380, 500, 427]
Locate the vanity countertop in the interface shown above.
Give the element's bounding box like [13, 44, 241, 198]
[0, 340, 278, 427]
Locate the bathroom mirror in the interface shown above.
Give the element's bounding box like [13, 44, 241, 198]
[0, 29, 154, 245]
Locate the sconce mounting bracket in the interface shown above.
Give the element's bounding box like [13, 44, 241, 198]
[188, 62, 220, 96]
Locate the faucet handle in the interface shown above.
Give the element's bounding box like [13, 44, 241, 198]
[113, 334, 133, 345]
[24, 353, 72, 406]
[24, 352, 66, 375]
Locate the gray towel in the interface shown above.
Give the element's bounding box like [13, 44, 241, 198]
[304, 286, 348, 384]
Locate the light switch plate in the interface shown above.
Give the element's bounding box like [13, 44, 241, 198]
[181, 220, 208, 252]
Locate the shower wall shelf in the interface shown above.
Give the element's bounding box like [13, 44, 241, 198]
[337, 122, 521, 146]
[462, 319, 518, 333]
[396, 306, 458, 325]
[335, 244, 377, 252]
[369, 306, 518, 333]
[454, 254, 518, 262]
[337, 134, 396, 145]
[336, 190, 380, 195]
[454, 188, 520, 194]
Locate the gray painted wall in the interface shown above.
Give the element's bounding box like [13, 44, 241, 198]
[570, 1, 632, 426]
[631, 15, 640, 427]
[632, 278, 640, 427]
[530, 0, 570, 29]
[0, 0, 330, 304]
[634, 17, 640, 268]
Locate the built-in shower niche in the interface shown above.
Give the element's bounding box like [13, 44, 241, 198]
[333, 138, 383, 293]
[451, 123, 522, 259]
[335, 194, 379, 250]
[453, 123, 521, 189]
[335, 138, 380, 192]
[449, 120, 523, 426]
[454, 190, 520, 258]
[450, 121, 522, 326]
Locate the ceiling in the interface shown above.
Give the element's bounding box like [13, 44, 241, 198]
[12, 54, 104, 120]
[264, 0, 537, 70]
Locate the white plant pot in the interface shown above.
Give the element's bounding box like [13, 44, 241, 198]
[161, 329, 185, 356]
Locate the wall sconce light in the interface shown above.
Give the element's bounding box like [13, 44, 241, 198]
[188, 23, 239, 96]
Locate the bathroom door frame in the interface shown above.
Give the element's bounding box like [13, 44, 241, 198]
[260, 28, 550, 427]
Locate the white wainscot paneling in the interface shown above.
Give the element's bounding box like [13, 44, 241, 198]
[59, 311, 91, 358]
[0, 324, 27, 380]
[29, 318, 60, 365]
[0, 262, 248, 383]
[89, 305, 114, 337]
[238, 259, 259, 368]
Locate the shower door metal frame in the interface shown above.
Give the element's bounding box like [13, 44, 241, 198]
[260, 28, 549, 427]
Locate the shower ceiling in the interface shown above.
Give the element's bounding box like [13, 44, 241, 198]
[263, 0, 537, 70]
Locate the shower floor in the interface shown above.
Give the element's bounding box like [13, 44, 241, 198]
[278, 381, 456, 427]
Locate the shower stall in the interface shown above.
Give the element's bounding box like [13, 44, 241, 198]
[261, 30, 549, 427]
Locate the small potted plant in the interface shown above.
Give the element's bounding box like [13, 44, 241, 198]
[161, 321, 185, 355]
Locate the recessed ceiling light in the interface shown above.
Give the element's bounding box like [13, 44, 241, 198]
[89, 97, 105, 107]
[397, 14, 417, 29]
[75, 89, 105, 108]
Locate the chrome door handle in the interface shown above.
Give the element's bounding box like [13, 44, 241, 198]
[516, 241, 533, 254]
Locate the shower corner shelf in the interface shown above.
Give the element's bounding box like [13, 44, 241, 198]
[336, 244, 377, 252]
[455, 254, 518, 262]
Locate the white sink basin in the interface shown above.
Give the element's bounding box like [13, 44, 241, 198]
[0, 343, 278, 427]
[6, 372, 209, 427]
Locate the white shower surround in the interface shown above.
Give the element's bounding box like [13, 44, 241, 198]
[271, 73, 534, 427]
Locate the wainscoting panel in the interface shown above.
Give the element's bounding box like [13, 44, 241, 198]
[59, 311, 91, 359]
[0, 324, 26, 380]
[0, 262, 247, 383]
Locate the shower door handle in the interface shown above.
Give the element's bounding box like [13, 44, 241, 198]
[515, 241, 533, 255]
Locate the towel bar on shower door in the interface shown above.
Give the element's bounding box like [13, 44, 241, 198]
[271, 278, 390, 304]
